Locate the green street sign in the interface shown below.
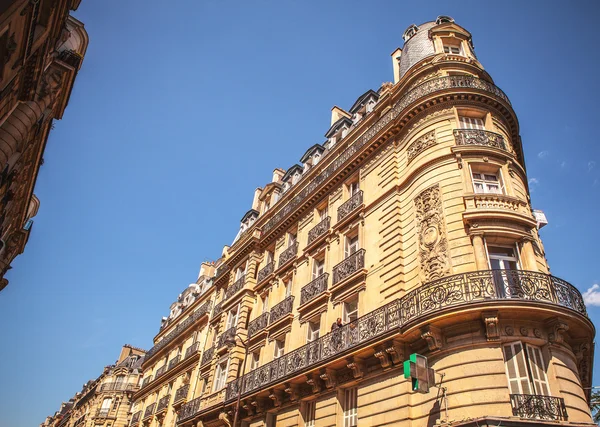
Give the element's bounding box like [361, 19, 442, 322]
[403, 353, 435, 393]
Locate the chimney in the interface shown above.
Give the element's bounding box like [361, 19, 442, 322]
[272, 168, 285, 183]
[331, 106, 351, 125]
[252, 188, 263, 211]
[391, 48, 402, 83]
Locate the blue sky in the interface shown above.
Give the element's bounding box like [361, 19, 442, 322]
[1, 1, 599, 426]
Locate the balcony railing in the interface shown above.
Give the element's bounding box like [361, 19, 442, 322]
[332, 249, 365, 285]
[510, 394, 567, 421]
[156, 394, 171, 413]
[201, 346, 214, 366]
[248, 312, 270, 338]
[262, 76, 510, 237]
[269, 295, 294, 325]
[178, 396, 201, 422]
[100, 382, 137, 392]
[338, 191, 363, 222]
[184, 341, 201, 359]
[155, 364, 167, 378]
[143, 403, 156, 420]
[141, 376, 152, 388]
[257, 261, 274, 283]
[453, 128, 507, 151]
[307, 216, 330, 245]
[225, 275, 245, 300]
[212, 301, 223, 318]
[217, 327, 236, 349]
[278, 243, 298, 268]
[225, 269, 586, 402]
[174, 383, 190, 404]
[168, 355, 181, 370]
[146, 300, 212, 359]
[468, 193, 525, 212]
[300, 273, 329, 306]
[130, 411, 141, 425]
[95, 408, 111, 418]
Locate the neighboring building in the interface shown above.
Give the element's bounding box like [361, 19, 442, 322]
[129, 262, 218, 427]
[0, 0, 88, 291]
[41, 345, 145, 427]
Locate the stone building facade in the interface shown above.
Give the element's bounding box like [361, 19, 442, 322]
[41, 345, 145, 427]
[0, 0, 88, 291]
[131, 15, 594, 427]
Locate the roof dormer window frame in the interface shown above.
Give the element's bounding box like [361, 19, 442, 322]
[402, 24, 419, 42]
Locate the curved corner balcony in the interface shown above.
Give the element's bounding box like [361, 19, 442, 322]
[453, 128, 507, 151]
[225, 269, 586, 402]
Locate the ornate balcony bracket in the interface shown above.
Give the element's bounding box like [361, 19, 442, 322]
[284, 383, 299, 401]
[385, 341, 403, 365]
[420, 325, 443, 352]
[320, 368, 337, 388]
[510, 394, 568, 421]
[374, 346, 392, 369]
[482, 311, 500, 341]
[346, 356, 365, 379]
[546, 317, 569, 346]
[268, 389, 283, 407]
[306, 372, 322, 393]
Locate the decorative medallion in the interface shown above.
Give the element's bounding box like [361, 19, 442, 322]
[520, 327, 528, 336]
[505, 326, 514, 336]
[406, 130, 436, 163]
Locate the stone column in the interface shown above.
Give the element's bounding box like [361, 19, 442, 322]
[472, 233, 488, 270]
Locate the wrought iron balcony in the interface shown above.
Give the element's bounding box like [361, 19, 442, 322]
[307, 216, 330, 245]
[178, 396, 201, 422]
[141, 376, 152, 388]
[156, 394, 171, 413]
[510, 394, 567, 421]
[269, 295, 294, 325]
[100, 382, 137, 392]
[300, 273, 329, 305]
[58, 49, 83, 69]
[173, 383, 190, 405]
[130, 411, 141, 425]
[225, 269, 586, 402]
[278, 243, 298, 269]
[225, 275, 245, 300]
[262, 76, 511, 237]
[201, 346, 214, 366]
[217, 327, 236, 349]
[143, 403, 156, 420]
[453, 129, 506, 151]
[145, 300, 212, 359]
[333, 249, 365, 285]
[257, 261, 274, 283]
[212, 301, 223, 319]
[155, 364, 167, 378]
[338, 191, 363, 222]
[95, 408, 111, 418]
[168, 355, 181, 370]
[184, 341, 201, 359]
[248, 312, 270, 338]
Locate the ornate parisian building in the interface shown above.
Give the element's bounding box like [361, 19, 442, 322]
[0, 0, 88, 291]
[41, 345, 145, 427]
[131, 16, 595, 427]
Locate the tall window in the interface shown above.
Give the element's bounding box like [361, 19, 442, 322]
[285, 279, 293, 297]
[266, 250, 274, 264]
[274, 338, 285, 358]
[343, 388, 358, 427]
[226, 307, 239, 329]
[251, 351, 260, 370]
[343, 297, 358, 324]
[307, 320, 320, 343]
[235, 264, 246, 280]
[349, 181, 360, 197]
[345, 235, 359, 257]
[459, 116, 485, 130]
[472, 170, 503, 194]
[488, 246, 519, 270]
[312, 259, 325, 279]
[503, 342, 550, 396]
[304, 400, 316, 427]
[213, 358, 229, 391]
[318, 205, 328, 220]
[262, 294, 269, 314]
[288, 232, 297, 247]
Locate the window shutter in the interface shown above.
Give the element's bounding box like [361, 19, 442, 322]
[526, 344, 550, 395]
[503, 342, 532, 395]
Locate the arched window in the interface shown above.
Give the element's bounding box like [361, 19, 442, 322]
[402, 24, 419, 42]
[435, 15, 454, 25]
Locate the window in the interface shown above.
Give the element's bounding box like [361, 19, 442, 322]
[274, 338, 285, 358]
[307, 320, 320, 343]
[114, 375, 124, 386]
[312, 259, 325, 279]
[349, 181, 360, 197]
[213, 358, 229, 391]
[266, 250, 274, 264]
[343, 388, 358, 427]
[313, 152, 321, 165]
[472, 170, 503, 194]
[285, 279, 292, 297]
[343, 298, 358, 324]
[226, 307, 239, 329]
[261, 294, 269, 314]
[318, 205, 328, 221]
[345, 235, 359, 257]
[459, 116, 485, 130]
[288, 232, 297, 247]
[251, 351, 260, 370]
[263, 200, 270, 213]
[201, 376, 208, 394]
[503, 342, 550, 396]
[235, 264, 246, 280]
[443, 44, 461, 55]
[304, 400, 316, 427]
[488, 246, 519, 271]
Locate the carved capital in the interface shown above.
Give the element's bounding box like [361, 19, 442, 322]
[346, 357, 365, 379]
[284, 383, 299, 401]
[306, 373, 322, 393]
[545, 318, 569, 345]
[374, 346, 391, 369]
[319, 368, 337, 388]
[268, 389, 283, 407]
[482, 311, 500, 341]
[421, 325, 443, 351]
[385, 341, 403, 364]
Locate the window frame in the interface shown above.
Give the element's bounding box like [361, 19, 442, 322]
[459, 115, 486, 130]
[345, 235, 359, 257]
[343, 388, 358, 427]
[312, 258, 325, 279]
[274, 338, 285, 358]
[502, 341, 550, 396]
[306, 320, 320, 343]
[470, 167, 504, 195]
[343, 297, 359, 324]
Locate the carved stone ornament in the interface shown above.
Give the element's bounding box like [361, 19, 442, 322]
[546, 318, 569, 345]
[242, 400, 255, 416]
[306, 373, 322, 393]
[284, 383, 299, 401]
[414, 185, 450, 282]
[346, 357, 365, 379]
[320, 368, 337, 388]
[533, 328, 542, 338]
[251, 397, 266, 414]
[421, 325, 443, 351]
[218, 411, 231, 427]
[406, 130, 436, 163]
[505, 325, 514, 336]
[520, 327, 529, 337]
[482, 311, 500, 341]
[574, 342, 591, 389]
[374, 347, 391, 369]
[386, 341, 403, 364]
[268, 389, 283, 407]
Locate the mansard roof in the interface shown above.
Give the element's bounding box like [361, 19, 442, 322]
[348, 89, 379, 114]
[240, 209, 259, 223]
[299, 144, 325, 163]
[324, 116, 353, 138]
[282, 164, 304, 182]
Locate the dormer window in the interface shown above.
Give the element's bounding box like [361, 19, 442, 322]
[443, 43, 461, 55]
[313, 152, 321, 165]
[436, 15, 454, 25]
[402, 24, 419, 42]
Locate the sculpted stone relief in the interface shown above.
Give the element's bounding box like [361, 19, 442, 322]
[406, 130, 436, 163]
[414, 184, 450, 282]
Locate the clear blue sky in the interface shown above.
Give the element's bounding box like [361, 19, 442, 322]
[1, 1, 599, 426]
